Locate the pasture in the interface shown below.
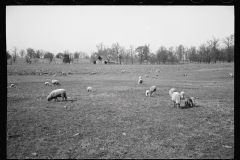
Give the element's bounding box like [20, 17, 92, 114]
[7, 59, 234, 159]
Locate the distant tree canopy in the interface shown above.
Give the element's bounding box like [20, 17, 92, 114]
[7, 51, 11, 60]
[56, 52, 63, 58]
[63, 54, 71, 63]
[44, 52, 54, 63]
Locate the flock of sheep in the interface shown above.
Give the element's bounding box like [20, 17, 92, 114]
[8, 70, 234, 109]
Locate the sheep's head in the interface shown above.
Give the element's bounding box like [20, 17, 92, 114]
[180, 91, 185, 99]
[47, 95, 52, 101]
[169, 88, 176, 96]
[185, 99, 193, 107]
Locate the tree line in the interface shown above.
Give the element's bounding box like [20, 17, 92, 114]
[91, 34, 234, 64]
[6, 47, 89, 64]
[7, 34, 234, 65]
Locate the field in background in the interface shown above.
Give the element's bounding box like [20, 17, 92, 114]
[7, 61, 234, 159]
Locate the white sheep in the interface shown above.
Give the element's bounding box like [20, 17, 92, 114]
[180, 91, 185, 100]
[229, 73, 234, 77]
[138, 76, 143, 84]
[145, 90, 150, 97]
[169, 88, 181, 108]
[62, 72, 67, 76]
[183, 73, 187, 76]
[149, 85, 157, 96]
[87, 86, 93, 92]
[52, 79, 60, 86]
[53, 74, 57, 77]
[47, 89, 67, 102]
[45, 82, 50, 86]
[10, 84, 14, 88]
[156, 70, 160, 73]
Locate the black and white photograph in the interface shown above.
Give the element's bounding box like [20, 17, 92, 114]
[7, 5, 234, 159]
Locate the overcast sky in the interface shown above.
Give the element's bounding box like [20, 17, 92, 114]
[6, 5, 234, 55]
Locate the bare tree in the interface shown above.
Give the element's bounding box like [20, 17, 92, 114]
[207, 36, 220, 63]
[129, 45, 135, 64]
[223, 34, 234, 62]
[19, 49, 25, 58]
[111, 43, 121, 64]
[12, 47, 18, 63]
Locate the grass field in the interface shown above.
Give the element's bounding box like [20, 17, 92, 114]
[7, 59, 234, 159]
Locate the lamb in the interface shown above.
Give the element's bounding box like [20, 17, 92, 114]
[45, 82, 50, 86]
[185, 97, 195, 108]
[145, 90, 150, 97]
[149, 85, 157, 96]
[229, 73, 234, 77]
[87, 86, 93, 92]
[138, 76, 143, 84]
[180, 91, 196, 107]
[52, 79, 60, 86]
[47, 89, 67, 102]
[169, 88, 181, 108]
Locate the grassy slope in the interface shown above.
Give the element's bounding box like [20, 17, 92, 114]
[7, 61, 234, 159]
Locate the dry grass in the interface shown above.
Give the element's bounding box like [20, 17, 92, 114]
[7, 61, 234, 159]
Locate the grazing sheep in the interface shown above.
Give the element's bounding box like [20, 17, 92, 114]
[52, 79, 60, 86]
[138, 79, 143, 84]
[138, 76, 143, 84]
[87, 86, 93, 92]
[62, 72, 67, 76]
[184, 97, 195, 107]
[45, 82, 50, 86]
[156, 70, 160, 73]
[146, 90, 150, 97]
[145, 75, 149, 77]
[180, 91, 185, 100]
[149, 85, 157, 96]
[183, 73, 187, 76]
[10, 84, 14, 88]
[68, 71, 73, 75]
[169, 88, 181, 108]
[229, 73, 234, 77]
[47, 89, 67, 102]
[53, 74, 57, 77]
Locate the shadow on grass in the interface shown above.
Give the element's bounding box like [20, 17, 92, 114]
[180, 104, 201, 109]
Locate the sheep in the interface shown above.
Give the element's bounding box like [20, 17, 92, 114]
[183, 73, 187, 76]
[184, 97, 195, 108]
[61, 72, 67, 76]
[229, 73, 234, 77]
[45, 82, 50, 86]
[180, 91, 185, 100]
[138, 76, 143, 84]
[169, 88, 181, 108]
[10, 84, 14, 88]
[156, 70, 160, 73]
[145, 75, 149, 77]
[52, 79, 60, 86]
[146, 90, 150, 97]
[47, 89, 67, 102]
[138, 79, 143, 84]
[53, 74, 57, 77]
[149, 85, 157, 96]
[87, 86, 93, 92]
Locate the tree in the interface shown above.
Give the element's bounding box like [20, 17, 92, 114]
[26, 48, 35, 59]
[56, 52, 63, 58]
[223, 34, 234, 62]
[62, 50, 71, 64]
[149, 53, 157, 64]
[129, 45, 135, 64]
[135, 46, 145, 64]
[156, 46, 168, 64]
[7, 51, 11, 60]
[207, 36, 220, 63]
[44, 52, 54, 63]
[111, 43, 121, 63]
[143, 44, 150, 64]
[74, 51, 80, 63]
[19, 49, 25, 58]
[12, 47, 18, 63]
